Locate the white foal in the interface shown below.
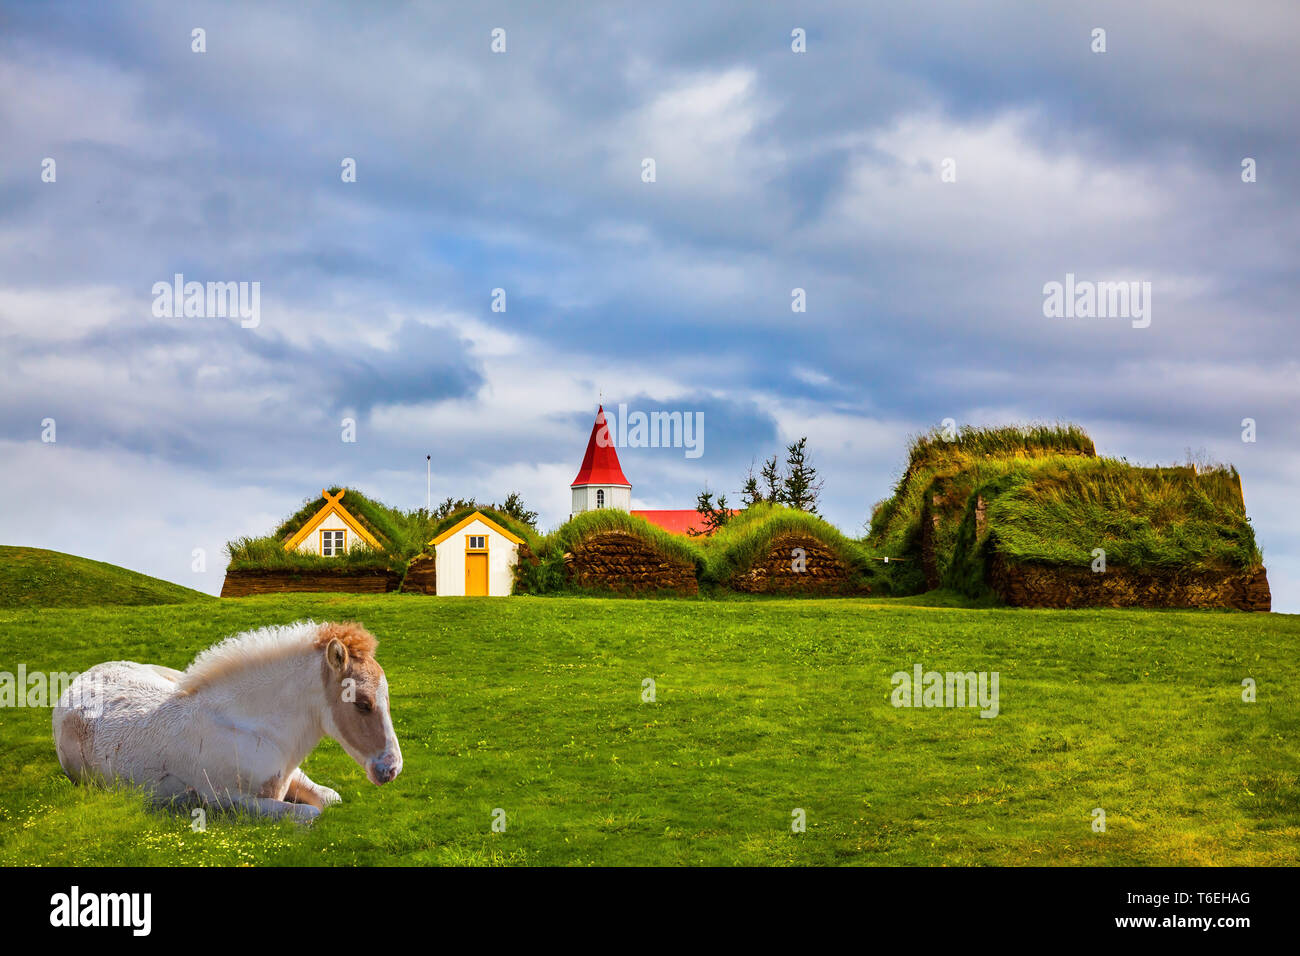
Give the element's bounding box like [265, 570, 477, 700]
[52, 620, 402, 823]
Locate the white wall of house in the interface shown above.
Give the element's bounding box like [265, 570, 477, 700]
[435, 517, 520, 596]
[292, 510, 366, 555]
[571, 484, 631, 517]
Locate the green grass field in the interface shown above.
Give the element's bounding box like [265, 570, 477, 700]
[1, 593, 1297, 866]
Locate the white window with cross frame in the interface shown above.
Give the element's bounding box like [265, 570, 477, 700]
[320, 529, 346, 556]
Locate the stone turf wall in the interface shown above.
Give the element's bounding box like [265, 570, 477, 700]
[400, 554, 437, 595]
[728, 532, 869, 595]
[563, 530, 698, 595]
[219, 569, 401, 597]
[988, 555, 1270, 611]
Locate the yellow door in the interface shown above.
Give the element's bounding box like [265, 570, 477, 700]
[465, 552, 489, 595]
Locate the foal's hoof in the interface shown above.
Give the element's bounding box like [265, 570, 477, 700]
[291, 804, 322, 825]
[318, 787, 342, 808]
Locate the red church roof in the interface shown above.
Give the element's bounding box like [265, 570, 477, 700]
[571, 406, 631, 487]
[632, 509, 737, 536]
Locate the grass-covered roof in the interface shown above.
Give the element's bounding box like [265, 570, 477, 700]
[870, 423, 1098, 550]
[228, 486, 438, 573]
[867, 422, 1261, 595]
[425, 505, 544, 554]
[963, 459, 1259, 573]
[903, 422, 1095, 475]
[272, 487, 406, 549]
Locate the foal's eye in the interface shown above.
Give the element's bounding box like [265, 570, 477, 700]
[355, 700, 372, 713]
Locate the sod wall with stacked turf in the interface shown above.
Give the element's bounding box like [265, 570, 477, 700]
[512, 504, 889, 597]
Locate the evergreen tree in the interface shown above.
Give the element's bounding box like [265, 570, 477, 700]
[761, 454, 783, 503]
[433, 496, 470, 520]
[690, 489, 731, 536]
[740, 459, 764, 507]
[498, 491, 539, 528]
[781, 437, 823, 513]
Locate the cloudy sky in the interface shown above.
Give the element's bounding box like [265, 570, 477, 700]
[2, 0, 1297, 610]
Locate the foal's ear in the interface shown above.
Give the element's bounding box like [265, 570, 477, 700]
[326, 638, 348, 673]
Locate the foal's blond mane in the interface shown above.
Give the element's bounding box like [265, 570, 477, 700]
[177, 620, 377, 694]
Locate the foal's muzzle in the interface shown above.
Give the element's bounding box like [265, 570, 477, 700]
[368, 752, 402, 785]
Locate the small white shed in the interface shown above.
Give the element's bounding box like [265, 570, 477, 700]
[430, 511, 524, 596]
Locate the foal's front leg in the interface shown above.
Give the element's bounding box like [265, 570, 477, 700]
[285, 768, 342, 809]
[213, 792, 321, 824]
[208, 790, 322, 822]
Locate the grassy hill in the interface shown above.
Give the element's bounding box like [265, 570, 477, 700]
[0, 546, 212, 609]
[0, 594, 1295, 866]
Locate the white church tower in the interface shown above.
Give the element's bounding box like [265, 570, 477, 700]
[570, 405, 632, 519]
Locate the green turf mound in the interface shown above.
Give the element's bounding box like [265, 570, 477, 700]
[700, 503, 883, 595]
[944, 459, 1268, 609]
[866, 424, 1268, 608]
[517, 510, 702, 595]
[868, 424, 1096, 593]
[0, 545, 212, 608]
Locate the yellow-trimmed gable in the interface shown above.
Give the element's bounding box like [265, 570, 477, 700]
[430, 510, 525, 547]
[283, 489, 384, 552]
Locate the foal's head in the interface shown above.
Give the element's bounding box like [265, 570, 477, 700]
[316, 622, 403, 785]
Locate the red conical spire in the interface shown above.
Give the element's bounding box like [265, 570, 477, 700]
[571, 405, 631, 486]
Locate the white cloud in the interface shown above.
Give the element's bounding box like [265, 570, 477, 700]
[610, 68, 784, 198]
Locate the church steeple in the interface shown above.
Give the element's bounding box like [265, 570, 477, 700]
[571, 405, 631, 487]
[570, 405, 631, 518]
